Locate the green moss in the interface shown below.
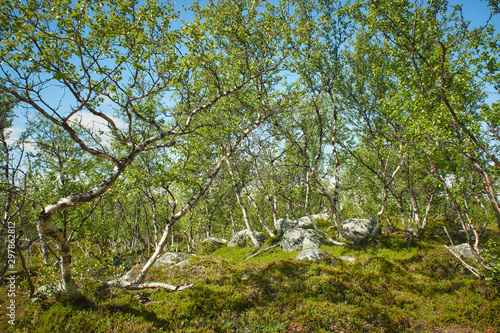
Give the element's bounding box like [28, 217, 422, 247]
[195, 241, 224, 255]
[314, 217, 332, 229]
[262, 233, 282, 247]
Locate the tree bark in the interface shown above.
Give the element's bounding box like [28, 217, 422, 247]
[37, 158, 135, 299]
[226, 159, 261, 247]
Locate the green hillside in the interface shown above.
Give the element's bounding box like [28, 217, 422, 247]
[2, 230, 499, 333]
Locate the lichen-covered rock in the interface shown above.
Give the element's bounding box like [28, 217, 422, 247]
[201, 237, 227, 245]
[295, 248, 325, 261]
[451, 243, 492, 261]
[228, 229, 266, 247]
[274, 218, 297, 234]
[295, 213, 330, 229]
[280, 228, 323, 252]
[154, 252, 192, 267]
[275, 213, 330, 234]
[341, 218, 381, 244]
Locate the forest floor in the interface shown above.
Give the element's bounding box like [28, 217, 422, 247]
[1, 228, 500, 333]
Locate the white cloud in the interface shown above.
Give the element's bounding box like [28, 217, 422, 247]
[68, 111, 127, 146]
[4, 126, 37, 154]
[69, 111, 127, 133]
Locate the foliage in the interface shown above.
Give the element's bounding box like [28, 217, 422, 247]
[0, 0, 499, 307]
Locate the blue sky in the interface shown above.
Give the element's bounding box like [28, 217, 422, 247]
[450, 0, 500, 28]
[453, 0, 500, 102]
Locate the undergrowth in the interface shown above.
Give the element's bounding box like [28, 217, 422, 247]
[1, 233, 499, 333]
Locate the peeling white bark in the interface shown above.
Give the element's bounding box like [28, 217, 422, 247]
[37, 159, 134, 299]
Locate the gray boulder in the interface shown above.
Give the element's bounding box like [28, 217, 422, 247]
[341, 218, 381, 243]
[280, 228, 323, 252]
[275, 213, 330, 234]
[295, 248, 325, 261]
[451, 243, 493, 261]
[200, 237, 227, 245]
[274, 218, 297, 234]
[296, 213, 330, 229]
[228, 229, 266, 247]
[154, 252, 192, 267]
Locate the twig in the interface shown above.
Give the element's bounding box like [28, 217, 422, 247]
[443, 245, 481, 278]
[443, 226, 455, 247]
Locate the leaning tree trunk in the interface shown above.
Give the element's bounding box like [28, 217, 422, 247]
[427, 153, 493, 271]
[38, 212, 81, 299]
[37, 158, 133, 299]
[235, 191, 260, 247]
[246, 192, 275, 238]
[466, 152, 500, 230]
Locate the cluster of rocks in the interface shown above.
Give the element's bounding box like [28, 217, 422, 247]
[277, 215, 379, 261]
[211, 214, 383, 262]
[224, 214, 329, 252]
[274, 213, 328, 251]
[274, 213, 329, 234]
[226, 213, 381, 247]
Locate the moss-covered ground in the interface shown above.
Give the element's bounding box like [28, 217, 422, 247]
[1, 232, 499, 333]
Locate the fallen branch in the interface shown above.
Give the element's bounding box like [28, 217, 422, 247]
[444, 245, 481, 278]
[104, 276, 195, 292]
[123, 282, 195, 291]
[443, 227, 481, 278]
[309, 215, 345, 246]
[313, 225, 345, 246]
[244, 243, 280, 261]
